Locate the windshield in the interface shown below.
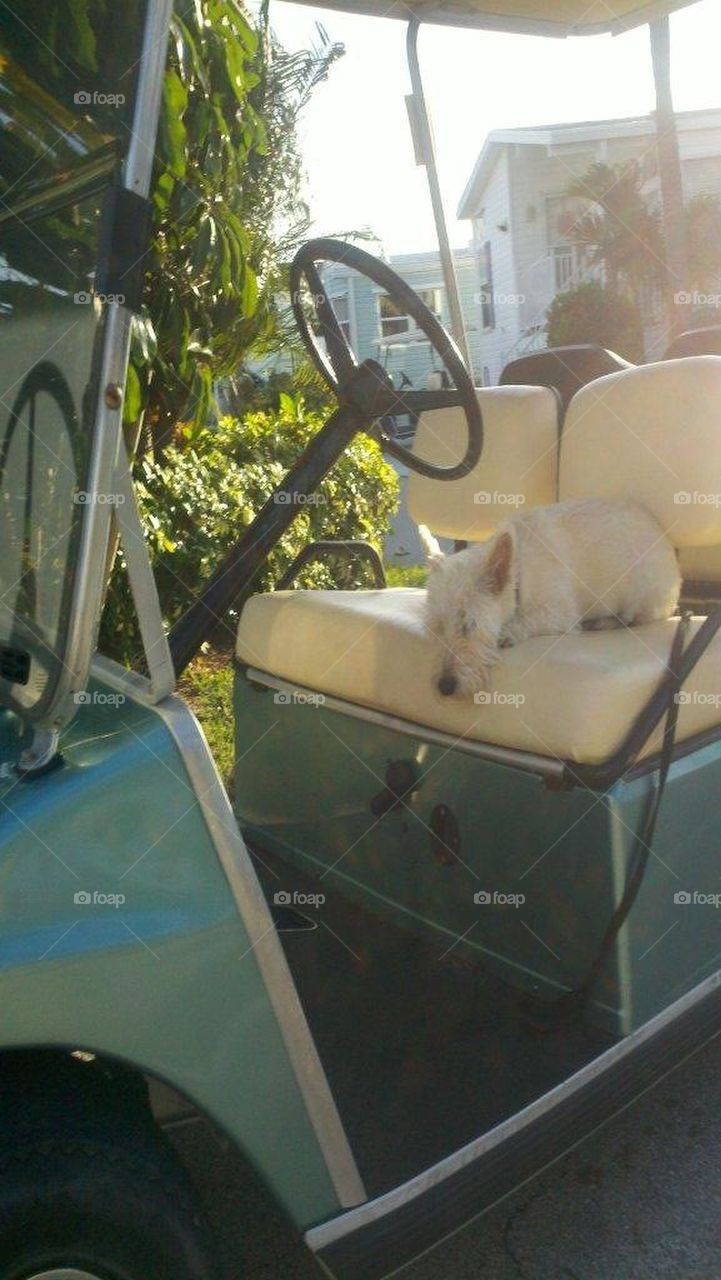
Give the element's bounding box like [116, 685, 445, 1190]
[0, 2, 147, 720]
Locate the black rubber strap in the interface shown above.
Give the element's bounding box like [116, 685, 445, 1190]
[96, 185, 153, 313]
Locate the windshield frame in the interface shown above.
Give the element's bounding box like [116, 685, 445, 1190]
[0, 0, 173, 758]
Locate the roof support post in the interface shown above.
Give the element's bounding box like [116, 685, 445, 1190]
[405, 20, 473, 374]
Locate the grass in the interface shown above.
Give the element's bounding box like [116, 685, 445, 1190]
[179, 562, 428, 787]
[385, 563, 427, 588]
[178, 645, 235, 787]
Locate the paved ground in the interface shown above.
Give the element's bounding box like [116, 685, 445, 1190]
[384, 461, 453, 567]
[174, 1028, 721, 1280]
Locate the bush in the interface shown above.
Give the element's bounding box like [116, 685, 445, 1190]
[546, 281, 645, 363]
[101, 396, 399, 663]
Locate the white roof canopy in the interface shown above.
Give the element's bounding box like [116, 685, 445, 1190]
[288, 0, 699, 35]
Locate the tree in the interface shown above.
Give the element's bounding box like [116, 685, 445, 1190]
[562, 158, 721, 348]
[566, 160, 664, 302]
[546, 281, 645, 363]
[131, 1, 344, 453]
[684, 194, 721, 297]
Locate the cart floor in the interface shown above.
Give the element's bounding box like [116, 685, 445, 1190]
[251, 844, 616, 1197]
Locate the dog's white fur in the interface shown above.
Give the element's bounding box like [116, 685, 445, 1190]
[421, 498, 681, 697]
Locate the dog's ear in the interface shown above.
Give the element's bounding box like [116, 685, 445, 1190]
[418, 524, 445, 566]
[483, 531, 513, 595]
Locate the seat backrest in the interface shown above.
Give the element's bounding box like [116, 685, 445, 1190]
[500, 345, 633, 416]
[407, 385, 560, 542]
[559, 356, 721, 548]
[664, 325, 721, 361]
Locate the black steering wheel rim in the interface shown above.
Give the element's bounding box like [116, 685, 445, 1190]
[289, 238, 482, 481]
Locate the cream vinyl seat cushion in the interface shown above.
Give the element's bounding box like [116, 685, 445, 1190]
[236, 588, 721, 766]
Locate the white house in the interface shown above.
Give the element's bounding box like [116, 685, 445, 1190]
[458, 107, 721, 381]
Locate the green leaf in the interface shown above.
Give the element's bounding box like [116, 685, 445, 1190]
[160, 69, 189, 180]
[123, 361, 144, 427]
[66, 0, 97, 70]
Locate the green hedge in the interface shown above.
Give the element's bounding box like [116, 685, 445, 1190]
[101, 396, 400, 663]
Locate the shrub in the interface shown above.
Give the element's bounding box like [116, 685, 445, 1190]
[546, 281, 645, 363]
[101, 396, 399, 663]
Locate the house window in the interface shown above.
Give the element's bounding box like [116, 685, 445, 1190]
[330, 292, 351, 343]
[480, 241, 495, 330]
[553, 245, 577, 292]
[547, 194, 591, 293]
[379, 287, 442, 338]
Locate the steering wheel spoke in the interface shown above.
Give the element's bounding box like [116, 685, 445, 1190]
[289, 239, 482, 482]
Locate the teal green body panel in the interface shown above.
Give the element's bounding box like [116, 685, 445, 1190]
[234, 671, 721, 1035]
[0, 687, 339, 1230]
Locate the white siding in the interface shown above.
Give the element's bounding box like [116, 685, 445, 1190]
[470, 149, 517, 384]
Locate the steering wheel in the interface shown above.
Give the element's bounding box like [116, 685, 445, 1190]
[290, 239, 483, 481]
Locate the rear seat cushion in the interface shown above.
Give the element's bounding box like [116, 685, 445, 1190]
[236, 588, 721, 767]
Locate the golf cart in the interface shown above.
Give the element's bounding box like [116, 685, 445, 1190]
[2, 1, 721, 1277]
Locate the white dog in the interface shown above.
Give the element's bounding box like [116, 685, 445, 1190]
[421, 498, 680, 697]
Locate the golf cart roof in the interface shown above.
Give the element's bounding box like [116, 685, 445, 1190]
[290, 0, 699, 35]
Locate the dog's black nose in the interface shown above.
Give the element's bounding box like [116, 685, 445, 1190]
[438, 673, 457, 696]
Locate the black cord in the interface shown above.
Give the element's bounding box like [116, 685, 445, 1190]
[520, 610, 693, 1031]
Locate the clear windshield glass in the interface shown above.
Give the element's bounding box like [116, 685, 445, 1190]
[0, 3, 147, 719]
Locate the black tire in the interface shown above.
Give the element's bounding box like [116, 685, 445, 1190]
[0, 1072, 217, 1280]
